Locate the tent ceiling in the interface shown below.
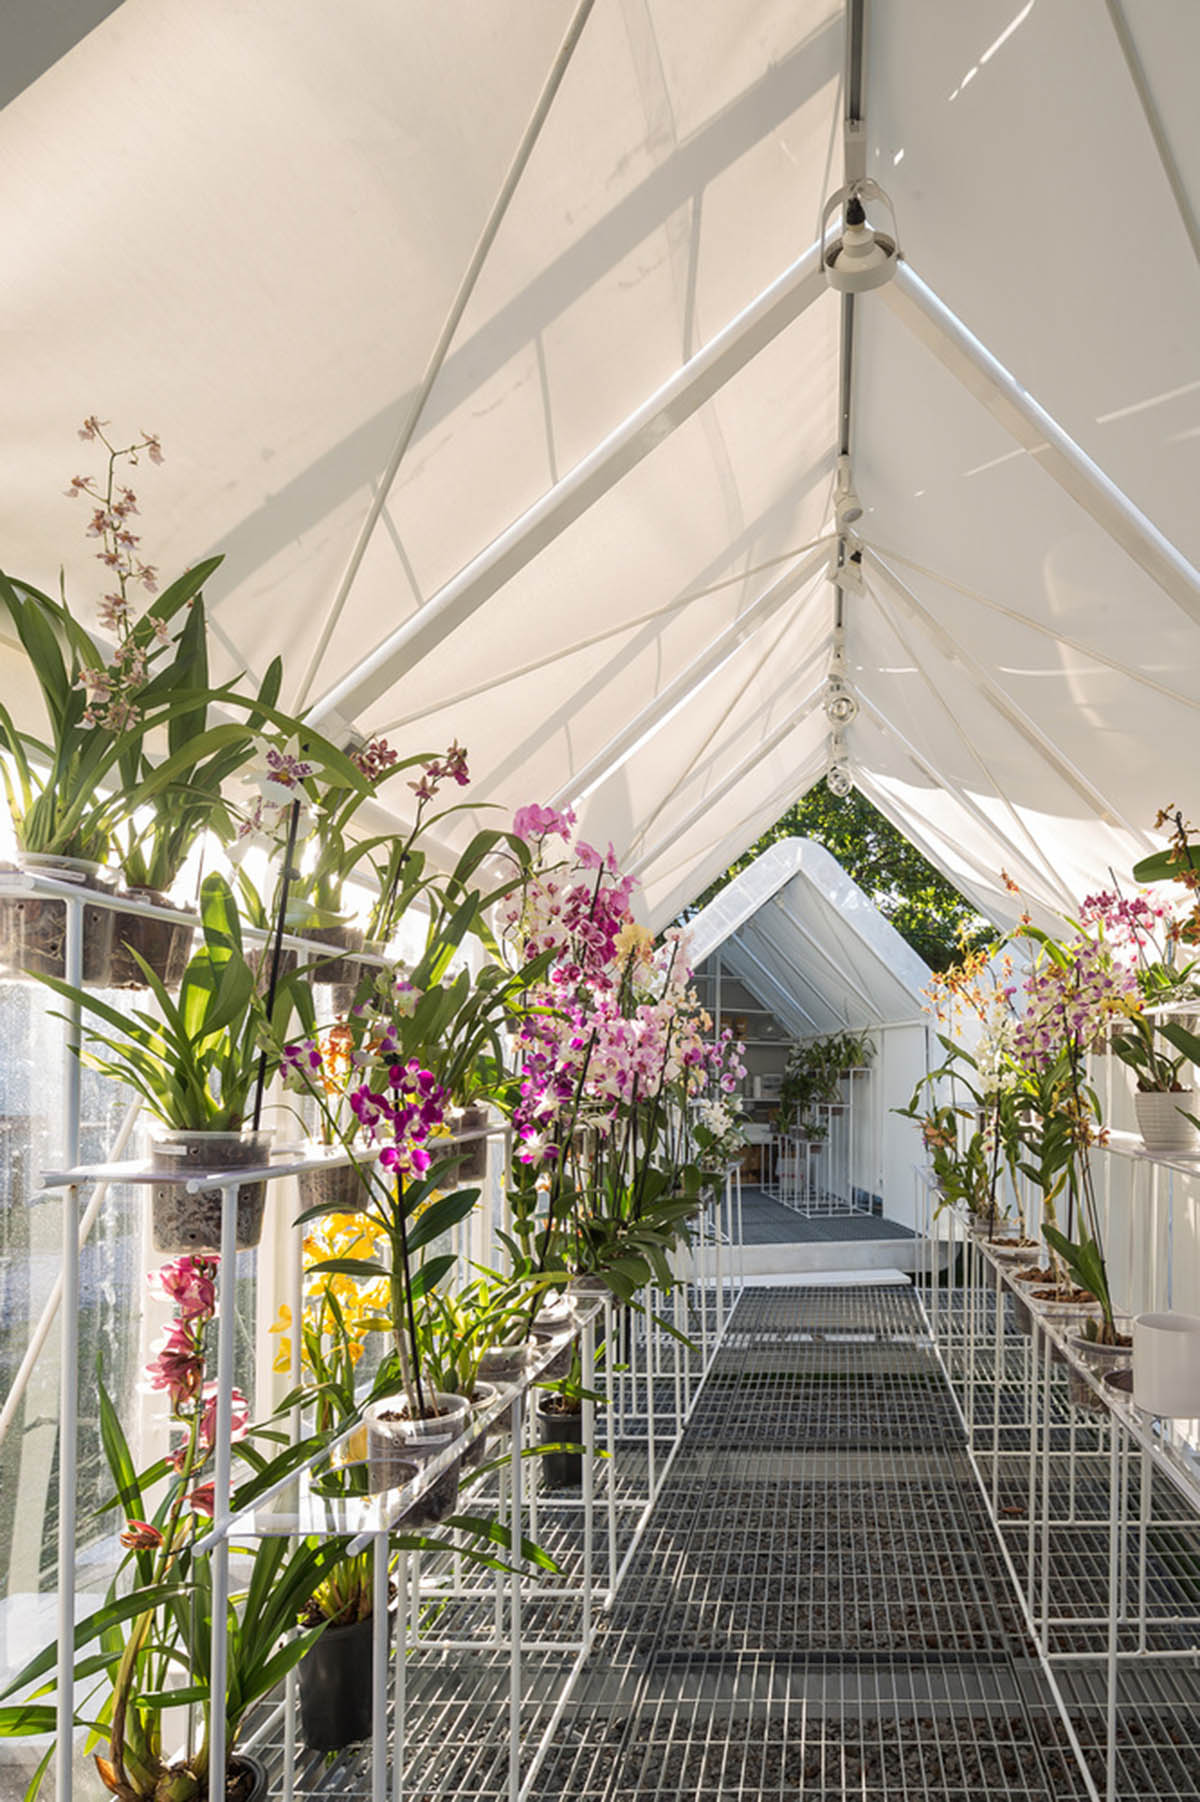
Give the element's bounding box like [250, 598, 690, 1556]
[2, 1, 1198, 933]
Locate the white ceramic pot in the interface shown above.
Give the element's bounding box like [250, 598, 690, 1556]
[1132, 1311, 1200, 1416]
[1133, 1089, 1199, 1156]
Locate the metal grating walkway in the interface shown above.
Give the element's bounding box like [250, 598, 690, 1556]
[256, 1285, 1200, 1802]
[739, 1189, 917, 1246]
[527, 1285, 1198, 1802]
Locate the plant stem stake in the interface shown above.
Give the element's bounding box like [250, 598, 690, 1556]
[252, 797, 302, 1131]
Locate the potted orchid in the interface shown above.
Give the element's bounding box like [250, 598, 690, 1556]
[269, 733, 411, 988]
[0, 423, 227, 983]
[1075, 887, 1200, 1154]
[0, 1254, 345, 1802]
[282, 981, 484, 1514]
[273, 1280, 544, 1753]
[901, 938, 1031, 1251]
[1006, 921, 1131, 1330]
[496, 807, 714, 1311]
[43, 874, 306, 1250]
[692, 1093, 749, 1191]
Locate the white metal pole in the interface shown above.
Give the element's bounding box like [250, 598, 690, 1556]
[605, 1299, 618, 1597]
[207, 1180, 240, 1801]
[582, 1315, 595, 1647]
[1105, 1422, 1121, 1802]
[393, 1551, 409, 1802]
[886, 261, 1200, 625]
[508, 1392, 524, 1802]
[372, 1533, 389, 1802]
[54, 892, 83, 1802]
[311, 239, 828, 728]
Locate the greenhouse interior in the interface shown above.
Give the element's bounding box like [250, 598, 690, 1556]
[2, 2, 1200, 1800]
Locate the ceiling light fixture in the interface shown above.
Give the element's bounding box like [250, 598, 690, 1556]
[825, 687, 859, 726]
[834, 453, 863, 528]
[827, 761, 854, 799]
[820, 180, 900, 294]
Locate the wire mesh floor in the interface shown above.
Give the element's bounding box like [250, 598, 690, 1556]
[739, 1190, 915, 1245]
[260, 1285, 1200, 1801]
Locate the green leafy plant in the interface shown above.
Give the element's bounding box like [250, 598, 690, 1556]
[0, 1256, 343, 1802]
[0, 562, 223, 864]
[778, 1038, 843, 1135]
[111, 637, 287, 898]
[1041, 1223, 1119, 1344]
[42, 873, 303, 1129]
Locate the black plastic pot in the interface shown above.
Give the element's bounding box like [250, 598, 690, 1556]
[537, 1397, 585, 1488]
[298, 1613, 374, 1751]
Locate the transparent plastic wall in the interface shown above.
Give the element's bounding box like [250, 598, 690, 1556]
[0, 973, 261, 1775]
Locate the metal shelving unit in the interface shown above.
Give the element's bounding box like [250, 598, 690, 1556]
[923, 1191, 1200, 1802]
[10, 873, 749, 1802]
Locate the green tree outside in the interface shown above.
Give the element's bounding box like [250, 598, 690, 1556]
[681, 779, 996, 972]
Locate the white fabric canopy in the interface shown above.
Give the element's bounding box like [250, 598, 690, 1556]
[2, 0, 1197, 931]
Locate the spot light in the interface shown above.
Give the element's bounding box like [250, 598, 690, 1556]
[825, 687, 859, 727]
[834, 453, 862, 528]
[820, 180, 900, 295]
[827, 762, 854, 799]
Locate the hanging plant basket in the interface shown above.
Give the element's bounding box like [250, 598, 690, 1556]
[1133, 1090, 1200, 1157]
[148, 1128, 274, 1253]
[109, 888, 195, 989]
[297, 1613, 374, 1752]
[0, 855, 116, 985]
